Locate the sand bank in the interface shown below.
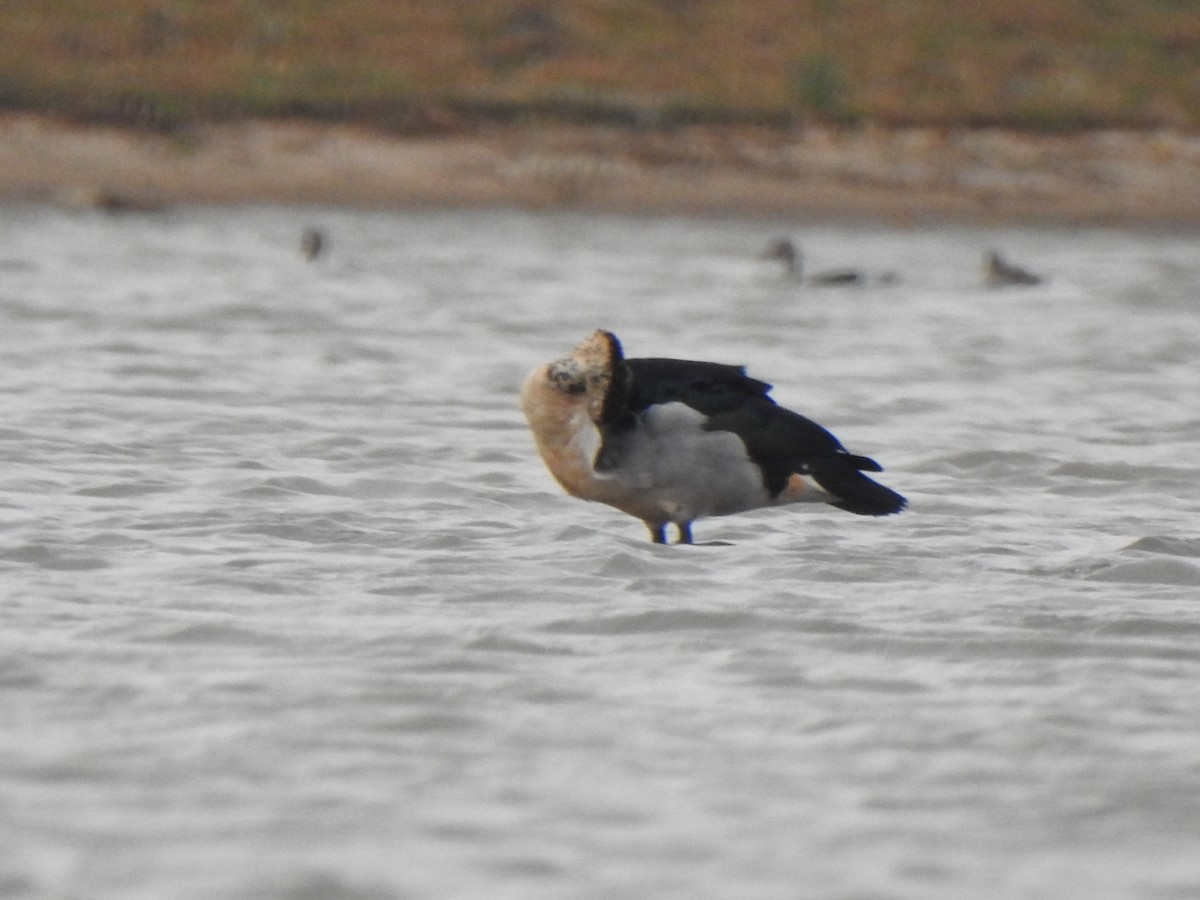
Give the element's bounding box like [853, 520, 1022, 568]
[3, 113, 1198, 224]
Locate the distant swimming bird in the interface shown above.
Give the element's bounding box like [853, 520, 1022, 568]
[984, 249, 1041, 287]
[762, 237, 865, 285]
[59, 187, 165, 214]
[301, 227, 326, 261]
[520, 330, 906, 544]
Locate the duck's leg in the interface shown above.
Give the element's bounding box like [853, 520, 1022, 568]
[675, 522, 694, 545]
[647, 522, 667, 544]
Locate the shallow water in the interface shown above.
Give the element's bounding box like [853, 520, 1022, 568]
[2, 204, 1199, 900]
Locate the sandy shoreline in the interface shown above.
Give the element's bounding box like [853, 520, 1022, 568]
[3, 112, 1199, 224]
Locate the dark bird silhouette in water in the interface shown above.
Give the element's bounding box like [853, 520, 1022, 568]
[762, 238, 897, 286]
[301, 227, 326, 262]
[521, 330, 906, 544]
[62, 188, 166, 214]
[984, 250, 1042, 287]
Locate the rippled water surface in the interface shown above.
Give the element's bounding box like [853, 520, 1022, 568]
[2, 204, 1199, 900]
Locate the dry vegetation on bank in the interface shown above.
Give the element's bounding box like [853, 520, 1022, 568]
[3, 3, 1199, 222]
[3, 1, 1199, 132]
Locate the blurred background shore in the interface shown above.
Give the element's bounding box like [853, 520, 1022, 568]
[3, 1, 1199, 223]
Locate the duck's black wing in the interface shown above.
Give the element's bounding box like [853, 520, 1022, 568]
[623, 357, 773, 417]
[615, 357, 906, 516]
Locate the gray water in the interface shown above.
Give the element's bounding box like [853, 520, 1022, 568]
[2, 204, 1199, 900]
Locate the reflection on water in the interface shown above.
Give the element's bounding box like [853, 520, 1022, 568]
[2, 204, 1199, 900]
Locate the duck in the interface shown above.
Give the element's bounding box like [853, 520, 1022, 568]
[984, 249, 1041, 287]
[59, 187, 166, 214]
[301, 227, 326, 261]
[520, 330, 906, 544]
[762, 237, 866, 285]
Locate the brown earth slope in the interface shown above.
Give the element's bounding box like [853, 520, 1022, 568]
[3, 3, 1199, 221]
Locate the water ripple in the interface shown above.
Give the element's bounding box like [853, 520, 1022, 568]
[3, 206, 1200, 900]
[542, 607, 765, 635]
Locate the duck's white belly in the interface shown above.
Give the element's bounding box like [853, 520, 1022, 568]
[599, 402, 771, 523]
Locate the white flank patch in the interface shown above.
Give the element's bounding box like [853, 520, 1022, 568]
[603, 402, 771, 520]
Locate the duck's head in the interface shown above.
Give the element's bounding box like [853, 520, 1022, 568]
[523, 330, 628, 427]
[762, 238, 800, 275]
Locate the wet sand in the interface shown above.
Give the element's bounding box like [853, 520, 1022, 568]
[3, 112, 1199, 224]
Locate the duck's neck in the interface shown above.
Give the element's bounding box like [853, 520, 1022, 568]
[520, 366, 603, 499]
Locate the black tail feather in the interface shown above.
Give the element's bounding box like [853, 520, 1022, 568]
[838, 452, 883, 473]
[811, 458, 907, 516]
